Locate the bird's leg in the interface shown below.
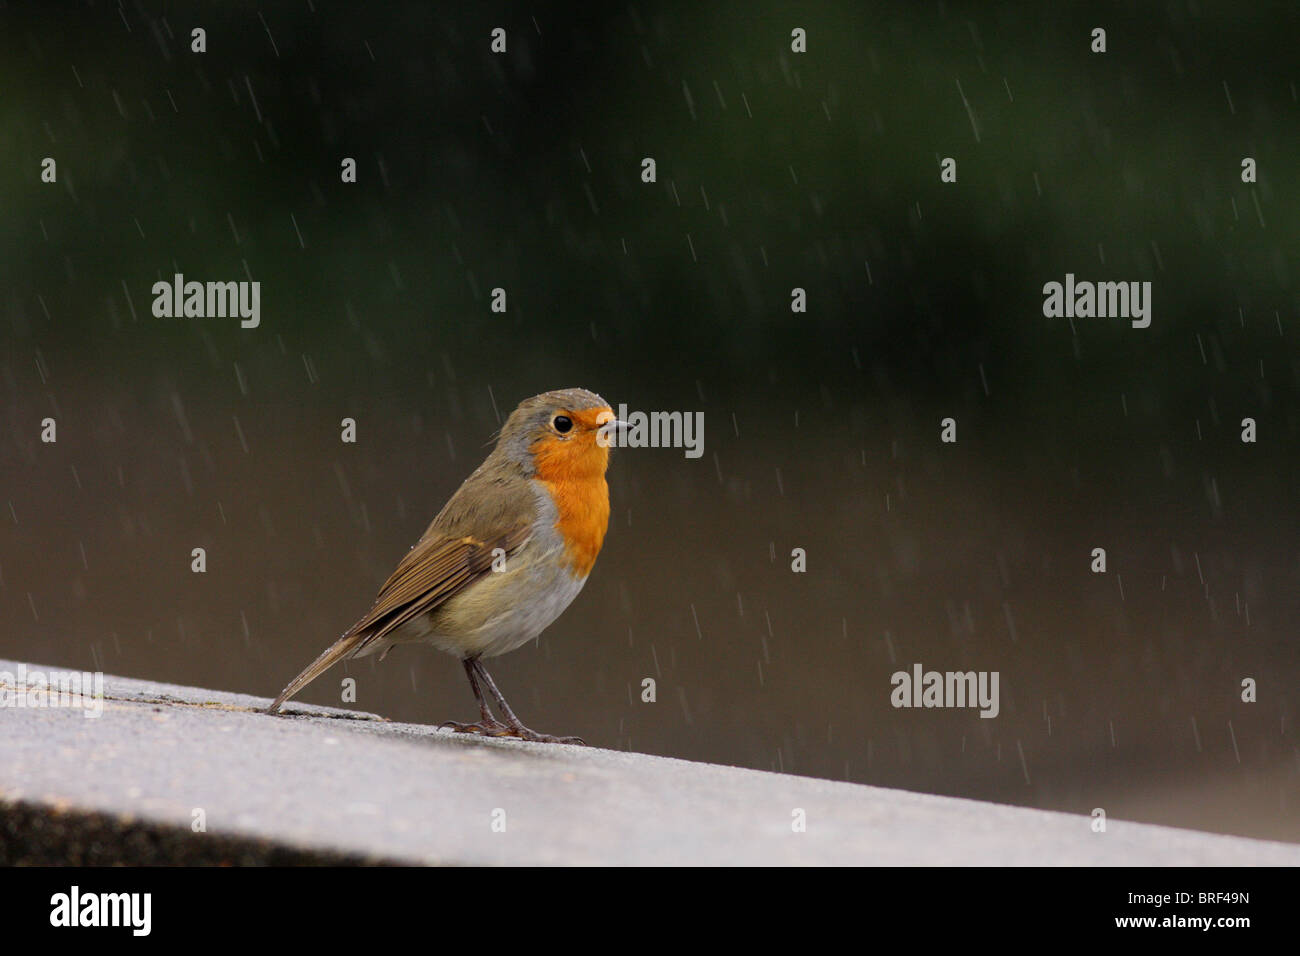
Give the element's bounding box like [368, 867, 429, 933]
[439, 658, 512, 737]
[472, 659, 586, 746]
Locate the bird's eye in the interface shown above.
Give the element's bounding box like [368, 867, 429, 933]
[552, 415, 573, 434]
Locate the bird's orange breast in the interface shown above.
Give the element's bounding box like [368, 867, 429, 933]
[529, 409, 612, 578]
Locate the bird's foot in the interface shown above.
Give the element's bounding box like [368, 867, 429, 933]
[502, 724, 587, 746]
[439, 718, 514, 737]
[440, 717, 585, 745]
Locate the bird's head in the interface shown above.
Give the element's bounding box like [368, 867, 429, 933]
[496, 388, 624, 481]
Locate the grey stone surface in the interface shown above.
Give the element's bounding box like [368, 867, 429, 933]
[1, 660, 1296, 865]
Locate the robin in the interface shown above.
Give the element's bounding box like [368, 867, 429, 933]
[266, 387, 624, 745]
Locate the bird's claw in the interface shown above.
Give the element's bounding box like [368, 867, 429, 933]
[513, 730, 587, 746]
[439, 719, 513, 737]
[439, 719, 585, 746]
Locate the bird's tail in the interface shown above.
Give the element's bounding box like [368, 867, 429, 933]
[266, 629, 369, 714]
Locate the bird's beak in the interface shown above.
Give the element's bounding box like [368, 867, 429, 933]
[596, 417, 630, 448]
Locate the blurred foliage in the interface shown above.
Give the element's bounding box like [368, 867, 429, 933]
[4, 2, 1298, 425]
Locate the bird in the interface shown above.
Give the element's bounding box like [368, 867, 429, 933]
[266, 387, 623, 745]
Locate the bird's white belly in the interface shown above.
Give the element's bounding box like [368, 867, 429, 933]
[386, 490, 590, 659]
[485, 566, 585, 657]
[400, 561, 587, 658]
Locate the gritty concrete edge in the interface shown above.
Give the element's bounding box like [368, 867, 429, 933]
[0, 796, 408, 867]
[6, 661, 1300, 866]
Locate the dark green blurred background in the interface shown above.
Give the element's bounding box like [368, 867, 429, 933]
[3, 1, 1298, 842]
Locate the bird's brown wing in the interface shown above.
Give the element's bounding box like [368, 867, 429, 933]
[264, 524, 530, 713]
[349, 524, 532, 651]
[266, 451, 538, 715]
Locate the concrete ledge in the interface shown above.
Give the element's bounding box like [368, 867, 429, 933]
[2, 660, 1296, 866]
